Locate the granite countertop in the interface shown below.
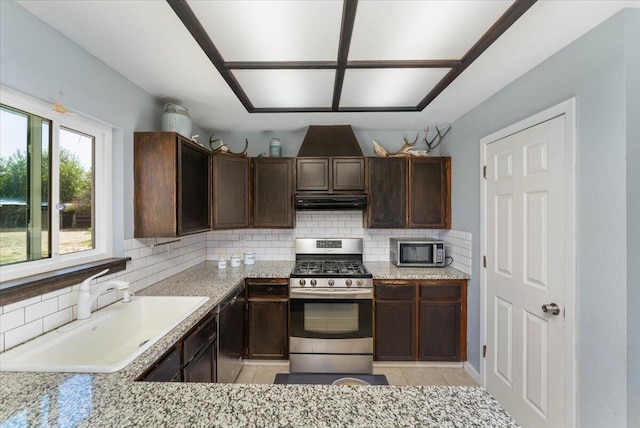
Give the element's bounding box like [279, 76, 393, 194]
[366, 262, 471, 280]
[0, 261, 516, 427]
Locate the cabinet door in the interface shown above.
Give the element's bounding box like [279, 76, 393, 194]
[135, 132, 210, 237]
[408, 157, 451, 229]
[178, 139, 211, 235]
[253, 158, 295, 228]
[139, 346, 182, 382]
[375, 300, 416, 360]
[296, 158, 329, 191]
[367, 158, 406, 228]
[419, 301, 460, 361]
[247, 300, 289, 359]
[184, 339, 216, 383]
[332, 158, 365, 191]
[212, 155, 250, 229]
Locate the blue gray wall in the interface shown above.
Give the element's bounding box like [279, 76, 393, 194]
[624, 9, 640, 428]
[442, 9, 635, 427]
[0, 1, 208, 244]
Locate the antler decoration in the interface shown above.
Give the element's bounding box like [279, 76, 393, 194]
[423, 126, 451, 153]
[371, 126, 451, 157]
[209, 134, 249, 157]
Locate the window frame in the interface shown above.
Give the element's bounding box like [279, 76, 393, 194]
[0, 86, 113, 282]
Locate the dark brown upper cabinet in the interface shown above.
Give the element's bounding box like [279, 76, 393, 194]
[252, 158, 295, 228]
[134, 132, 210, 238]
[211, 154, 250, 229]
[367, 157, 406, 228]
[408, 157, 451, 229]
[296, 157, 365, 193]
[367, 156, 451, 229]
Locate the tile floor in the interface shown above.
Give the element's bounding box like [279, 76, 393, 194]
[236, 363, 478, 387]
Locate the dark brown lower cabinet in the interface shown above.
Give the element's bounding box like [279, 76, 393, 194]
[136, 311, 217, 383]
[375, 300, 415, 361]
[138, 346, 182, 382]
[419, 301, 460, 361]
[374, 279, 467, 362]
[184, 339, 216, 383]
[245, 279, 289, 359]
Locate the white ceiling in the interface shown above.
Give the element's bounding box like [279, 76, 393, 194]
[16, 0, 640, 133]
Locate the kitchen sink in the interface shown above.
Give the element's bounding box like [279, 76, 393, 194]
[0, 295, 209, 373]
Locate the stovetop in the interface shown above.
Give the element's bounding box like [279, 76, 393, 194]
[292, 260, 371, 277]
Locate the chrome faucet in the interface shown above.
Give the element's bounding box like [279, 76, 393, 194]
[77, 269, 131, 320]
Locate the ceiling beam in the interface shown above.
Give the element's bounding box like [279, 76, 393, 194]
[347, 60, 461, 69]
[253, 106, 419, 113]
[226, 61, 338, 70]
[166, 0, 255, 112]
[417, 0, 537, 111]
[332, 0, 358, 111]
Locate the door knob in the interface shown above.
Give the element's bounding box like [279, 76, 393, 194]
[541, 303, 561, 316]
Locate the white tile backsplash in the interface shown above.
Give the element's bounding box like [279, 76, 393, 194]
[0, 214, 472, 352]
[0, 233, 208, 352]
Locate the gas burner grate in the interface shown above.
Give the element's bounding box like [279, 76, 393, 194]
[293, 260, 370, 276]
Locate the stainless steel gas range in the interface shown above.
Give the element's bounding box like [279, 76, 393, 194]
[289, 238, 373, 374]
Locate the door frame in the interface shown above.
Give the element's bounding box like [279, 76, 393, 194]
[479, 98, 577, 427]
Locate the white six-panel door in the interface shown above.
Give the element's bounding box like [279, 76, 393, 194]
[485, 115, 567, 427]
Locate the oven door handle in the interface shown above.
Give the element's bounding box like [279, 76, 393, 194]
[290, 289, 373, 299]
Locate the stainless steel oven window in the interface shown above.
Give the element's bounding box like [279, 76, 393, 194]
[303, 302, 359, 334]
[290, 298, 372, 339]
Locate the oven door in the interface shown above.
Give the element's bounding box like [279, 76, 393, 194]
[289, 289, 372, 340]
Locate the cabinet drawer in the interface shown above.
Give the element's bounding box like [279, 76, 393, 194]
[420, 284, 461, 299]
[184, 313, 217, 364]
[247, 283, 288, 299]
[375, 282, 416, 300]
[142, 346, 181, 382]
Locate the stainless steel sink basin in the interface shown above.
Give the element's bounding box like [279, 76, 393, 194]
[0, 295, 209, 373]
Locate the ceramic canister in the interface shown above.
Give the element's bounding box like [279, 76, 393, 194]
[161, 103, 192, 138]
[269, 138, 282, 157]
[218, 259, 227, 269]
[230, 255, 241, 268]
[244, 252, 256, 265]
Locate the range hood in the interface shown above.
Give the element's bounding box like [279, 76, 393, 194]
[295, 194, 368, 210]
[297, 125, 364, 157]
[296, 125, 367, 211]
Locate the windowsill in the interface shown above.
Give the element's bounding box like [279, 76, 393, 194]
[0, 257, 130, 306]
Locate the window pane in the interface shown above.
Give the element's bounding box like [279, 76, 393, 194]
[0, 105, 51, 266]
[59, 128, 94, 255]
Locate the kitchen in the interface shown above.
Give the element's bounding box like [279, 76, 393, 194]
[0, 1, 638, 427]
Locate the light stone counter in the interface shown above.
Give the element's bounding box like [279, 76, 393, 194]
[0, 261, 515, 427]
[366, 262, 470, 280]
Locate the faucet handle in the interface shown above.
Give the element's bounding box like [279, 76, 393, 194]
[79, 269, 109, 291]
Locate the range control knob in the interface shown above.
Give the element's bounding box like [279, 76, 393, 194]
[345, 279, 352, 287]
[310, 279, 317, 287]
[356, 280, 363, 287]
[328, 280, 335, 287]
[299, 279, 306, 286]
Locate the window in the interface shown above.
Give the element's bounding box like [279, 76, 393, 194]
[0, 87, 112, 282]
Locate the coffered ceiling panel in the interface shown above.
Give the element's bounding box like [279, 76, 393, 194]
[232, 70, 336, 108]
[341, 68, 451, 107]
[15, 0, 638, 131]
[348, 0, 515, 60]
[187, 0, 343, 61]
[166, 0, 536, 113]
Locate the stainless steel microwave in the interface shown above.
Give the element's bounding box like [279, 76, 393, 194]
[390, 238, 445, 267]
